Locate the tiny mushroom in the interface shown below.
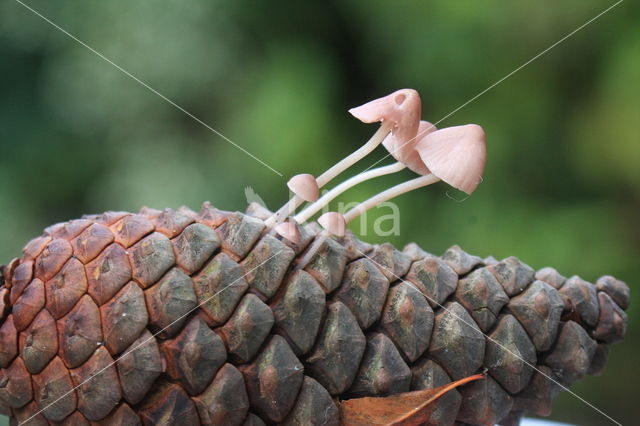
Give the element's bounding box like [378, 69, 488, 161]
[416, 124, 486, 195]
[274, 221, 301, 244]
[287, 174, 320, 202]
[348, 88, 421, 148]
[343, 124, 486, 223]
[347, 88, 422, 179]
[317, 212, 346, 237]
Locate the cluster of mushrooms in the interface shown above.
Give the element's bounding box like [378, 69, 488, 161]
[264, 89, 487, 242]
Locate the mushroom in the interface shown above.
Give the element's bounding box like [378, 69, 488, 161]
[265, 89, 421, 227]
[265, 174, 319, 225]
[416, 124, 486, 195]
[274, 221, 301, 244]
[287, 174, 320, 202]
[317, 212, 346, 237]
[343, 124, 486, 223]
[294, 120, 436, 225]
[343, 88, 422, 181]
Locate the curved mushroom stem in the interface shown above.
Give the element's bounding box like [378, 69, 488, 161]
[295, 161, 406, 224]
[265, 122, 393, 227]
[315, 122, 393, 187]
[343, 173, 440, 223]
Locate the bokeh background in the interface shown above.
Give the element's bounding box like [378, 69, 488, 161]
[1, 1, 638, 424]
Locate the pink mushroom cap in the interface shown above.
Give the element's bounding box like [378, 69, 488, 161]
[383, 120, 437, 175]
[317, 212, 346, 237]
[348, 89, 421, 157]
[274, 221, 301, 244]
[287, 173, 320, 202]
[415, 124, 487, 195]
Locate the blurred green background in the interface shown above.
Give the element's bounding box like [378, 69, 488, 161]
[1, 1, 638, 424]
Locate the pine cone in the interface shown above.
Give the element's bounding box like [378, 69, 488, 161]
[0, 203, 630, 425]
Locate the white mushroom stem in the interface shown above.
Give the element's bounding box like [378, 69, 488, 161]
[343, 173, 440, 223]
[264, 195, 302, 227]
[315, 122, 392, 187]
[265, 122, 392, 227]
[295, 161, 406, 224]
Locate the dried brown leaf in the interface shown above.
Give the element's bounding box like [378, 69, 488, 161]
[340, 373, 484, 426]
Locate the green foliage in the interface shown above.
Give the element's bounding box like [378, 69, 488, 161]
[0, 1, 638, 424]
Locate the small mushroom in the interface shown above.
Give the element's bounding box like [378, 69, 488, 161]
[343, 124, 486, 223]
[349, 89, 422, 152]
[415, 124, 486, 195]
[274, 221, 301, 244]
[317, 212, 346, 237]
[287, 174, 320, 202]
